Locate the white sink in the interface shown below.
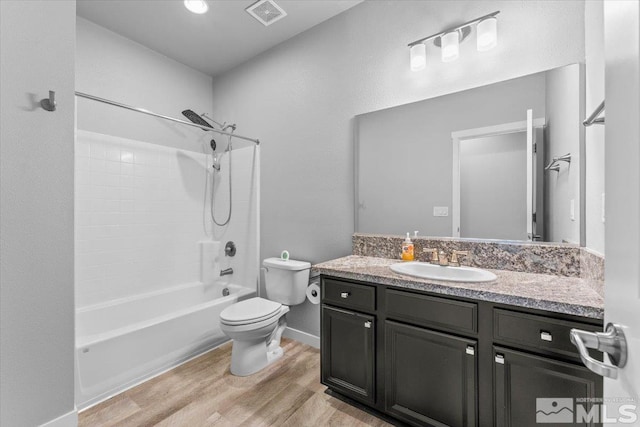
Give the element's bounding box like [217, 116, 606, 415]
[390, 262, 497, 283]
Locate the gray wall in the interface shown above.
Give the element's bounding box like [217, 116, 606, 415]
[544, 64, 583, 244]
[460, 132, 527, 240]
[209, 0, 586, 337]
[0, 1, 77, 426]
[357, 73, 545, 237]
[585, 0, 605, 254]
[76, 18, 214, 153]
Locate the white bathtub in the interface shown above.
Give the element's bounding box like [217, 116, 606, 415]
[75, 281, 255, 410]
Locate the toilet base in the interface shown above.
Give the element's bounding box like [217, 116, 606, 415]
[230, 341, 284, 377]
[228, 315, 288, 377]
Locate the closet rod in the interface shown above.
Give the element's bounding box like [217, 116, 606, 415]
[75, 91, 260, 145]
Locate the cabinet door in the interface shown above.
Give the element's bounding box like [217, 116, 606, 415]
[385, 321, 477, 427]
[494, 346, 601, 427]
[321, 305, 375, 404]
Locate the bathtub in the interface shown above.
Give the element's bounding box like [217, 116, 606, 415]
[75, 281, 255, 410]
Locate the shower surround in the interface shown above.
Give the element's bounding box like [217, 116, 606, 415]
[74, 130, 259, 408]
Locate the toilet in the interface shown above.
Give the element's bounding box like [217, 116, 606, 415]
[219, 257, 311, 376]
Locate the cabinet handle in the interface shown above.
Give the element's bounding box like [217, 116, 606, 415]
[466, 346, 475, 356]
[364, 321, 371, 328]
[540, 331, 553, 342]
[495, 354, 505, 364]
[340, 292, 350, 298]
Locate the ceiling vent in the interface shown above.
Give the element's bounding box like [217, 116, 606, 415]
[245, 0, 287, 27]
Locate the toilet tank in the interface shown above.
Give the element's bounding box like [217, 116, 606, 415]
[263, 258, 311, 305]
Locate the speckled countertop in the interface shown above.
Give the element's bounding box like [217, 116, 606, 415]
[313, 256, 604, 320]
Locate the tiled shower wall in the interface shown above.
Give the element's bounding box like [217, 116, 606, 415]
[75, 130, 258, 309]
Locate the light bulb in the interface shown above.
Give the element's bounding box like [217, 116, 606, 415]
[410, 43, 426, 71]
[441, 31, 460, 63]
[477, 17, 497, 51]
[184, 0, 208, 14]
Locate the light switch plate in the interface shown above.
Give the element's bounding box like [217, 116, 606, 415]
[433, 206, 449, 217]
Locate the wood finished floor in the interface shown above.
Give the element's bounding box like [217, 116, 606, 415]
[79, 338, 393, 427]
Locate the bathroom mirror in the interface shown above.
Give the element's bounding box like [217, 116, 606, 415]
[355, 63, 587, 244]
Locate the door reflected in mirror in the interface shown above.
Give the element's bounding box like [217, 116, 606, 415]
[355, 63, 585, 245]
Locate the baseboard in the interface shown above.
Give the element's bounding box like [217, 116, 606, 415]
[283, 327, 320, 349]
[39, 408, 78, 427]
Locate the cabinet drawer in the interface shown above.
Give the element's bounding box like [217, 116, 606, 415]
[493, 309, 601, 358]
[386, 289, 477, 334]
[322, 278, 376, 312]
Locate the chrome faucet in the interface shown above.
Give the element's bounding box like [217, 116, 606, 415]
[220, 268, 233, 276]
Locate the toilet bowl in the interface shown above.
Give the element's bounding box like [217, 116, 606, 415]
[219, 257, 310, 376]
[220, 297, 290, 376]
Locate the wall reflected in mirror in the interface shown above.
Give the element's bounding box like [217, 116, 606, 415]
[355, 63, 585, 245]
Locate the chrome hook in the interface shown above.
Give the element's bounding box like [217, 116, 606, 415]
[40, 90, 56, 112]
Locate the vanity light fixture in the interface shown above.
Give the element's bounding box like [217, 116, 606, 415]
[408, 11, 500, 71]
[476, 16, 498, 51]
[184, 0, 208, 14]
[410, 43, 427, 71]
[441, 31, 460, 63]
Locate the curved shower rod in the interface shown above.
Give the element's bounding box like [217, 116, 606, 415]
[75, 91, 260, 145]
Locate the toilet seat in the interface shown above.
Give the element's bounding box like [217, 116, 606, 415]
[220, 297, 283, 326]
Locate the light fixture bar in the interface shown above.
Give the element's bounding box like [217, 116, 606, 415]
[407, 10, 500, 47]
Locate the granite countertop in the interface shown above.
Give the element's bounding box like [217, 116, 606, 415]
[313, 255, 604, 320]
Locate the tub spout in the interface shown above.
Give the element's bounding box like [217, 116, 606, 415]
[220, 268, 233, 276]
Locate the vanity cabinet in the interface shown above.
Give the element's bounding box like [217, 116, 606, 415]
[385, 320, 477, 427]
[320, 275, 603, 427]
[321, 304, 376, 405]
[493, 346, 600, 427]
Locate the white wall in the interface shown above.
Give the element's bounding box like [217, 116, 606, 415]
[75, 21, 259, 314]
[76, 18, 214, 153]
[585, 0, 605, 254]
[210, 0, 585, 336]
[460, 132, 527, 240]
[0, 1, 77, 426]
[544, 64, 583, 244]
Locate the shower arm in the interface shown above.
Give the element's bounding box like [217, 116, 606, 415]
[200, 113, 236, 132]
[75, 91, 259, 145]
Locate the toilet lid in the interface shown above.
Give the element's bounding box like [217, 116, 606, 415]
[220, 297, 283, 325]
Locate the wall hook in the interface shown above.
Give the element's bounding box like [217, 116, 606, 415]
[545, 153, 571, 172]
[40, 90, 56, 112]
[546, 163, 561, 173]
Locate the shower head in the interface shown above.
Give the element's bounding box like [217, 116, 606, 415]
[182, 109, 213, 130]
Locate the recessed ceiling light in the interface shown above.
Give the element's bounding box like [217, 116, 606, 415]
[184, 0, 208, 15]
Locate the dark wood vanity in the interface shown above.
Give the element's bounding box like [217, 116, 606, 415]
[320, 275, 603, 427]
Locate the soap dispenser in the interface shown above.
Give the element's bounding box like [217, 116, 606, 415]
[401, 232, 415, 261]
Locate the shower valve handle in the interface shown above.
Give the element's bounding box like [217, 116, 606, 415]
[225, 241, 236, 257]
